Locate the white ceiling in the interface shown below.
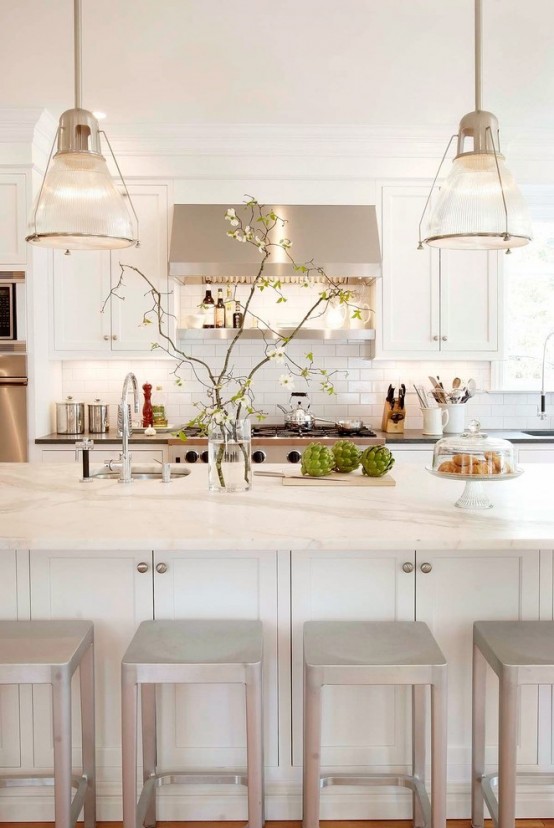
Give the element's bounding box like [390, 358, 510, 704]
[2, 0, 553, 132]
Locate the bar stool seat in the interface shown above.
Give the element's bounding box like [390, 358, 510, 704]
[0, 620, 95, 828]
[121, 619, 264, 828]
[303, 620, 447, 828]
[472, 620, 554, 828]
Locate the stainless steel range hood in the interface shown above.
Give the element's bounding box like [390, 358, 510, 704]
[169, 204, 381, 279]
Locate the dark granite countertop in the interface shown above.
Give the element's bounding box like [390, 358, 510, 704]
[36, 428, 554, 446]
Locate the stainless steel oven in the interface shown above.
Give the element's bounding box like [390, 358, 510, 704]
[169, 424, 384, 465]
[0, 354, 28, 462]
[0, 273, 25, 346]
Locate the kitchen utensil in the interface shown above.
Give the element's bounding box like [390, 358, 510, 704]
[313, 417, 365, 435]
[460, 378, 477, 404]
[56, 396, 85, 434]
[277, 392, 315, 430]
[414, 384, 429, 408]
[88, 399, 110, 433]
[421, 407, 449, 436]
[452, 377, 462, 389]
[386, 384, 395, 410]
[399, 384, 406, 409]
[254, 470, 350, 482]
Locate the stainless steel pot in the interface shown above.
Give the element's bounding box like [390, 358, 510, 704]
[56, 396, 85, 434]
[88, 399, 110, 433]
[315, 417, 365, 434]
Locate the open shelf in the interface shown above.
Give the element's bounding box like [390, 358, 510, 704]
[175, 327, 376, 341]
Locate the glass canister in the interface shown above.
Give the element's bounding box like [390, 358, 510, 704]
[431, 419, 515, 476]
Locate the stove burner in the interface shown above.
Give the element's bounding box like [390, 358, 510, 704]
[250, 424, 377, 439]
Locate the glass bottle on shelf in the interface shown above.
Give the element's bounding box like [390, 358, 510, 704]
[202, 287, 215, 328]
[224, 285, 235, 327]
[215, 288, 225, 328]
[233, 301, 244, 329]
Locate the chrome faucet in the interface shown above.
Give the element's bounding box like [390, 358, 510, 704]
[113, 372, 139, 483]
[538, 331, 554, 420]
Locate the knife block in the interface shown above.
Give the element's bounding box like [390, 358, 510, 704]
[381, 400, 406, 433]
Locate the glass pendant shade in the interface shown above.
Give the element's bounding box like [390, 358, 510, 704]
[425, 153, 532, 250]
[27, 150, 135, 251]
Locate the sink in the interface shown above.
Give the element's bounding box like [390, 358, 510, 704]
[91, 467, 191, 480]
[522, 430, 554, 437]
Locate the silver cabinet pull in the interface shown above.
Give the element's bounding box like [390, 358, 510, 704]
[155, 562, 168, 574]
[112, 334, 118, 341]
[402, 562, 414, 573]
[137, 562, 149, 573]
[433, 335, 439, 341]
[103, 335, 110, 341]
[442, 335, 448, 341]
[420, 562, 433, 574]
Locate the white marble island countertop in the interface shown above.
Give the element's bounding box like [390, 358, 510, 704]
[0, 462, 553, 552]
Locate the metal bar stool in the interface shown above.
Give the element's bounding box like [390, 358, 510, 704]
[121, 619, 264, 828]
[472, 620, 554, 828]
[0, 620, 95, 828]
[303, 620, 448, 828]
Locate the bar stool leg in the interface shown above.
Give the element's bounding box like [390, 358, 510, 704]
[303, 663, 322, 828]
[472, 643, 487, 828]
[52, 671, 73, 828]
[246, 662, 264, 828]
[498, 670, 518, 828]
[122, 667, 139, 828]
[141, 683, 157, 828]
[412, 683, 427, 828]
[79, 642, 96, 828]
[431, 668, 448, 828]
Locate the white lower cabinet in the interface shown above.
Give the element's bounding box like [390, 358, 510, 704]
[517, 446, 554, 463]
[0, 551, 22, 769]
[28, 549, 153, 818]
[2, 545, 548, 820]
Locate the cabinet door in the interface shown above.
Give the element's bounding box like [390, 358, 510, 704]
[381, 185, 440, 353]
[0, 551, 22, 768]
[0, 174, 27, 265]
[29, 550, 153, 777]
[517, 447, 554, 463]
[291, 549, 415, 769]
[440, 249, 499, 352]
[153, 549, 278, 771]
[110, 185, 169, 351]
[51, 249, 112, 352]
[415, 548, 540, 785]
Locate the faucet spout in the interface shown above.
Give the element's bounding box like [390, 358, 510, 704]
[539, 331, 554, 420]
[117, 372, 139, 483]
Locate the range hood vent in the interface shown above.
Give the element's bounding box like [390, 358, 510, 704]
[169, 204, 381, 279]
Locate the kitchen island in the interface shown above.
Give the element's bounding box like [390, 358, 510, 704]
[0, 463, 553, 822]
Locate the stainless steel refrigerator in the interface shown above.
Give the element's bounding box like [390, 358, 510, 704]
[0, 354, 28, 461]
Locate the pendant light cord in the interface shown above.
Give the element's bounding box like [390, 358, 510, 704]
[74, 0, 82, 109]
[475, 0, 482, 111]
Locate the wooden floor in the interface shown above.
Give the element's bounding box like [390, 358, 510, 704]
[2, 822, 554, 828]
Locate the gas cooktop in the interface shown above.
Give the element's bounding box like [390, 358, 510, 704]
[251, 424, 377, 439]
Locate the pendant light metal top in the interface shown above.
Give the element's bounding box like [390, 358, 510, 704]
[419, 0, 531, 251]
[26, 0, 138, 251]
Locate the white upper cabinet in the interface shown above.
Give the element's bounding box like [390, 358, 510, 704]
[379, 184, 500, 359]
[0, 174, 27, 266]
[50, 183, 170, 356]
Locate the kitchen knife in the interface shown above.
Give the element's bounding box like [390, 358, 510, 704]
[399, 383, 406, 409]
[386, 384, 395, 409]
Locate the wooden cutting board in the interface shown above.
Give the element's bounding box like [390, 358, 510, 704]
[282, 472, 396, 487]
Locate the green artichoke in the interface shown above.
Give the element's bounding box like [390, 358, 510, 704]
[332, 440, 362, 473]
[301, 443, 335, 477]
[360, 446, 395, 477]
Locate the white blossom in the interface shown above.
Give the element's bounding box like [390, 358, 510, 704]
[268, 346, 286, 363]
[279, 374, 295, 389]
[224, 208, 237, 221]
[212, 408, 228, 425]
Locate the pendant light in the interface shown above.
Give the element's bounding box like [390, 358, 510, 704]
[26, 0, 138, 252]
[418, 0, 531, 252]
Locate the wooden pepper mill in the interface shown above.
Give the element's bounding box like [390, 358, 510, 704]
[142, 383, 153, 427]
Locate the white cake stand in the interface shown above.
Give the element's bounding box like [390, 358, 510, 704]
[426, 467, 524, 510]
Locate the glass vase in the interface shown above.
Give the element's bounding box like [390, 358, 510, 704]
[207, 419, 252, 493]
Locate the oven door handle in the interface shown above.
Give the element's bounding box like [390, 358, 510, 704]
[0, 378, 28, 386]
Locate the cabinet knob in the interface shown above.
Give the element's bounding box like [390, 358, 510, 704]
[433, 335, 439, 341]
[112, 334, 118, 341]
[442, 335, 448, 341]
[103, 335, 110, 341]
[155, 562, 168, 574]
[420, 562, 433, 574]
[402, 561, 414, 573]
[137, 562, 149, 573]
